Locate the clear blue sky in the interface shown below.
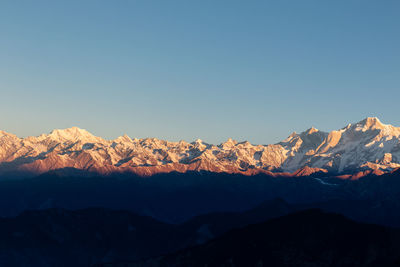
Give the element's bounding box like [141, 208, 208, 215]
[1, 1, 399, 144]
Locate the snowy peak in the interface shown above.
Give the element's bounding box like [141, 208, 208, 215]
[356, 117, 385, 131]
[192, 139, 204, 145]
[305, 127, 319, 135]
[49, 127, 92, 138]
[220, 138, 237, 149]
[46, 127, 101, 142]
[0, 130, 19, 139]
[114, 134, 132, 143]
[348, 117, 400, 139]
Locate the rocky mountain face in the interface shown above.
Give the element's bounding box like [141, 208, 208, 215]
[0, 117, 399, 177]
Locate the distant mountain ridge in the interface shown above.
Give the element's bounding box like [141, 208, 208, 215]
[0, 117, 399, 177]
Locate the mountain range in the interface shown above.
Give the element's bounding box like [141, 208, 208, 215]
[1, 118, 400, 266]
[1, 117, 399, 178]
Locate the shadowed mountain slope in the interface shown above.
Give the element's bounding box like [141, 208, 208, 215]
[2, 197, 400, 266]
[119, 210, 400, 267]
[0, 200, 297, 267]
[1, 168, 400, 224]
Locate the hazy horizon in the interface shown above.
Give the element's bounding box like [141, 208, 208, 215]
[1, 1, 399, 144]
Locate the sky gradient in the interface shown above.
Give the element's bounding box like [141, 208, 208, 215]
[1, 1, 399, 144]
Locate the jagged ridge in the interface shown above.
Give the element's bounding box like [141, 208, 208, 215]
[0, 117, 399, 177]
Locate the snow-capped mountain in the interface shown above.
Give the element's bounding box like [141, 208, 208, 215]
[0, 117, 399, 177]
